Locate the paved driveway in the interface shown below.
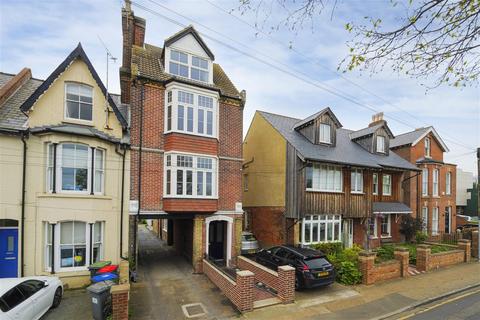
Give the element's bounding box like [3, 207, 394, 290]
[130, 225, 239, 320]
[42, 288, 91, 320]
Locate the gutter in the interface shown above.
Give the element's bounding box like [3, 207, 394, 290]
[20, 131, 28, 277]
[115, 143, 129, 260]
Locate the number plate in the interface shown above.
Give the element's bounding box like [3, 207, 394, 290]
[317, 271, 329, 277]
[248, 249, 256, 254]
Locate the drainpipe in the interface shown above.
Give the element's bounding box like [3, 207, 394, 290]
[115, 143, 128, 260]
[20, 131, 27, 277]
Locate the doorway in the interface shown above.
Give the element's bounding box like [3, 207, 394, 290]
[208, 221, 226, 262]
[445, 207, 451, 234]
[0, 219, 19, 278]
[342, 219, 353, 248]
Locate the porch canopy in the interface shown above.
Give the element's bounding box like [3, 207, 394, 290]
[373, 202, 412, 215]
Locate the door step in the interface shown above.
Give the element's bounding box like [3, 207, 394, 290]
[253, 297, 281, 309]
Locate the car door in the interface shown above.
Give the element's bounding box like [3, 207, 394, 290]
[1, 285, 34, 320]
[18, 280, 50, 319]
[272, 248, 290, 268]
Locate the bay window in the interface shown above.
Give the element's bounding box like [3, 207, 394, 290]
[165, 86, 217, 138]
[45, 221, 104, 271]
[380, 215, 391, 237]
[382, 174, 392, 196]
[65, 82, 93, 122]
[168, 49, 210, 83]
[164, 153, 217, 198]
[301, 214, 341, 244]
[306, 164, 342, 192]
[351, 169, 363, 193]
[46, 143, 105, 195]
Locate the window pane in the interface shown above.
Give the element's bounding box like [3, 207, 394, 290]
[62, 144, 75, 167]
[76, 145, 88, 168]
[95, 150, 103, 169]
[80, 103, 92, 121]
[66, 101, 79, 119]
[191, 68, 200, 80]
[62, 168, 75, 190]
[73, 246, 86, 267]
[94, 171, 103, 193]
[60, 246, 73, 267]
[167, 105, 172, 131]
[94, 222, 102, 242]
[306, 166, 313, 188]
[312, 222, 318, 243]
[177, 106, 184, 131]
[73, 222, 86, 243]
[166, 170, 171, 195]
[179, 64, 188, 77]
[198, 96, 213, 108]
[75, 169, 88, 191]
[186, 170, 193, 195]
[320, 223, 326, 242]
[178, 91, 194, 104]
[304, 223, 311, 243]
[326, 223, 333, 241]
[206, 172, 212, 196]
[187, 107, 194, 132]
[206, 111, 213, 135]
[197, 171, 204, 195]
[177, 170, 183, 195]
[198, 109, 204, 134]
[192, 56, 208, 69]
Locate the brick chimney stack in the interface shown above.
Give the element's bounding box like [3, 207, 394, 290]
[0, 68, 31, 106]
[369, 112, 386, 127]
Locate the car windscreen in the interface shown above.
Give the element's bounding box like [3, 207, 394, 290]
[304, 257, 330, 269]
[242, 234, 257, 241]
[0, 287, 25, 312]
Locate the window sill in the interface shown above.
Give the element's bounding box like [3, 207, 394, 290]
[351, 192, 365, 195]
[383, 194, 392, 197]
[305, 189, 343, 194]
[38, 193, 112, 200]
[381, 236, 392, 239]
[163, 195, 218, 200]
[62, 119, 94, 127]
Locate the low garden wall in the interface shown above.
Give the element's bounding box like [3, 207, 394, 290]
[203, 259, 255, 313]
[417, 240, 471, 272]
[472, 231, 479, 258]
[237, 256, 295, 304]
[110, 260, 130, 320]
[358, 247, 409, 285]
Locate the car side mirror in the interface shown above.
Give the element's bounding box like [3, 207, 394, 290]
[266, 250, 271, 254]
[43, 282, 49, 288]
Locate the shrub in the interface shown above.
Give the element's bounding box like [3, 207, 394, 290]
[336, 261, 362, 285]
[400, 215, 423, 242]
[375, 245, 395, 262]
[311, 242, 343, 255]
[415, 231, 428, 244]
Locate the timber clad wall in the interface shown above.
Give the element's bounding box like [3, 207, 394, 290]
[298, 113, 338, 146]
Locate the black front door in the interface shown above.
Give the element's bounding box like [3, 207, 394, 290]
[445, 207, 451, 233]
[209, 221, 225, 261]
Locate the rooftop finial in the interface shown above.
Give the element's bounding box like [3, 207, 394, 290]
[125, 0, 131, 12]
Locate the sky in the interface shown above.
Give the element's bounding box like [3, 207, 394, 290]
[1, 0, 478, 173]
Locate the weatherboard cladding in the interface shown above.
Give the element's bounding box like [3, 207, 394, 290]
[131, 43, 241, 99]
[258, 111, 419, 171]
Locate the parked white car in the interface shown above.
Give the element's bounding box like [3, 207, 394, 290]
[0, 276, 63, 320]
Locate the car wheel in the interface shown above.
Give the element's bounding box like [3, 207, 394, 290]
[294, 276, 302, 291]
[51, 287, 62, 308]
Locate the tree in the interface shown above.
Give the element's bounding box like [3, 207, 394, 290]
[238, 0, 480, 88]
[399, 215, 424, 243]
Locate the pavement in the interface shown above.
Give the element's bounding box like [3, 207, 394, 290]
[240, 262, 480, 320]
[129, 225, 239, 320]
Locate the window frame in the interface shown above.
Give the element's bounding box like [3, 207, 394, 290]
[372, 173, 378, 195]
[432, 207, 439, 235]
[376, 136, 386, 153]
[164, 84, 219, 139]
[306, 164, 343, 193]
[58, 143, 90, 194]
[300, 214, 342, 245]
[351, 169, 363, 194]
[64, 82, 94, 123]
[425, 137, 431, 157]
[422, 168, 429, 196]
[166, 48, 212, 84]
[163, 152, 218, 199]
[382, 174, 392, 196]
[380, 215, 391, 238]
[319, 123, 332, 144]
[446, 171, 451, 195]
[422, 207, 428, 232]
[433, 169, 439, 196]
[368, 217, 378, 239]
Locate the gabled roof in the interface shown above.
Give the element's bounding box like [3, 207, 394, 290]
[293, 107, 342, 130]
[164, 25, 215, 60]
[132, 44, 240, 99]
[258, 110, 419, 171]
[350, 122, 394, 140]
[20, 43, 128, 129]
[390, 126, 449, 152]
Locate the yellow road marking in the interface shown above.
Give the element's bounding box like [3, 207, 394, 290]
[397, 288, 480, 320]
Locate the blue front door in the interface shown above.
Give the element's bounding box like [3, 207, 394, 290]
[0, 228, 18, 278]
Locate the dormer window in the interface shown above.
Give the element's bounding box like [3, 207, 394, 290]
[425, 137, 431, 157]
[376, 136, 386, 153]
[168, 49, 210, 83]
[65, 83, 93, 122]
[319, 123, 331, 144]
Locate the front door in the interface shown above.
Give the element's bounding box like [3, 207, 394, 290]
[208, 221, 225, 261]
[342, 220, 353, 248]
[445, 207, 451, 234]
[0, 228, 18, 278]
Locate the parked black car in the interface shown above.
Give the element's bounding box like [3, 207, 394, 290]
[255, 245, 335, 290]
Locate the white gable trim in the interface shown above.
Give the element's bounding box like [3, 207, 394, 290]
[412, 127, 449, 152]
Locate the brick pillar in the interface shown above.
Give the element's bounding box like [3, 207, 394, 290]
[277, 265, 295, 304]
[416, 244, 431, 272]
[394, 247, 410, 278]
[457, 239, 471, 262]
[358, 251, 376, 285]
[111, 284, 130, 320]
[192, 216, 204, 273]
[236, 270, 255, 312]
[472, 231, 479, 259]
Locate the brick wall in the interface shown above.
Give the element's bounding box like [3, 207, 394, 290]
[245, 206, 285, 247]
[358, 248, 409, 285]
[472, 231, 479, 258]
[237, 256, 295, 304]
[416, 241, 471, 272]
[203, 259, 254, 313]
[111, 284, 130, 320]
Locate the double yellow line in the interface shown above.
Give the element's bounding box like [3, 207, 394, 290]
[397, 288, 480, 319]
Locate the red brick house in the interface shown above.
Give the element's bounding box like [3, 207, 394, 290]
[243, 110, 420, 249]
[391, 127, 457, 236]
[120, 4, 245, 272]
